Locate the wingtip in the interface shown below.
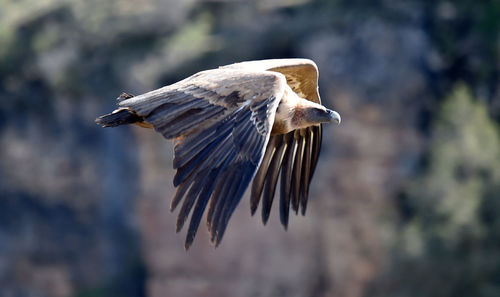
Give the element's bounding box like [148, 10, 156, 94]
[209, 227, 227, 247]
[250, 190, 261, 217]
[215, 234, 224, 248]
[210, 230, 217, 244]
[176, 220, 184, 233]
[261, 212, 270, 225]
[250, 204, 258, 216]
[279, 213, 289, 230]
[210, 235, 220, 248]
[184, 230, 197, 250]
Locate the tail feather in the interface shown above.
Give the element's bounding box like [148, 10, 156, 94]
[95, 108, 143, 127]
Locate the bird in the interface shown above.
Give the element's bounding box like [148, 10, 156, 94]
[96, 58, 340, 249]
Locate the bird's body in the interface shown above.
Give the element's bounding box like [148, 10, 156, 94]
[96, 59, 340, 249]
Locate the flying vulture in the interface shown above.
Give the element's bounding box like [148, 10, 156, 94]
[96, 59, 340, 249]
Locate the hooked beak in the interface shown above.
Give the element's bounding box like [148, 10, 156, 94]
[326, 109, 341, 125]
[305, 106, 341, 126]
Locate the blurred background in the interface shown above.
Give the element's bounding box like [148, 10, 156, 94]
[1, 0, 499, 296]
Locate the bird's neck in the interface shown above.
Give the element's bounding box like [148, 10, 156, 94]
[271, 87, 320, 135]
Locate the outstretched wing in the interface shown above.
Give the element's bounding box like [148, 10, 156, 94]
[119, 69, 286, 249]
[225, 59, 323, 227]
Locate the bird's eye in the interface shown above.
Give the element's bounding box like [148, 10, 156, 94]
[314, 108, 325, 115]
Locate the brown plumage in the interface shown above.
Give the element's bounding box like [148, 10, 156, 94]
[96, 59, 340, 249]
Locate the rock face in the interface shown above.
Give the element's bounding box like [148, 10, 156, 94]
[1, 1, 498, 297]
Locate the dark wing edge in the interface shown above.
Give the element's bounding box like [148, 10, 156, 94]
[241, 60, 323, 228]
[250, 124, 322, 228]
[174, 97, 278, 249]
[118, 69, 286, 249]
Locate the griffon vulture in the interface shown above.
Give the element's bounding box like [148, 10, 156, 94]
[96, 59, 340, 249]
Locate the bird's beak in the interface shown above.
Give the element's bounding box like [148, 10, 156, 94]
[326, 109, 341, 125]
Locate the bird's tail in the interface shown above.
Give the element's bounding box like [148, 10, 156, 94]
[96, 92, 147, 127]
[95, 108, 143, 127]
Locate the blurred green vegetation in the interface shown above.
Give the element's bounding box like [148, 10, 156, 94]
[383, 85, 500, 297]
[423, 0, 500, 108]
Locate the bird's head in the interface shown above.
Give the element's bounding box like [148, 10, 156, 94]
[273, 91, 341, 134]
[305, 106, 341, 125]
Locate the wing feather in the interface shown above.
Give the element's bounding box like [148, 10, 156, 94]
[206, 168, 234, 234]
[261, 136, 286, 224]
[173, 125, 233, 186]
[176, 171, 209, 232]
[184, 165, 226, 249]
[233, 60, 324, 226]
[300, 128, 313, 215]
[310, 125, 322, 177]
[209, 160, 256, 245]
[291, 130, 305, 214]
[209, 166, 243, 243]
[250, 126, 322, 224]
[153, 104, 226, 139]
[170, 169, 196, 211]
[279, 132, 297, 228]
[173, 116, 233, 169]
[250, 137, 277, 214]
